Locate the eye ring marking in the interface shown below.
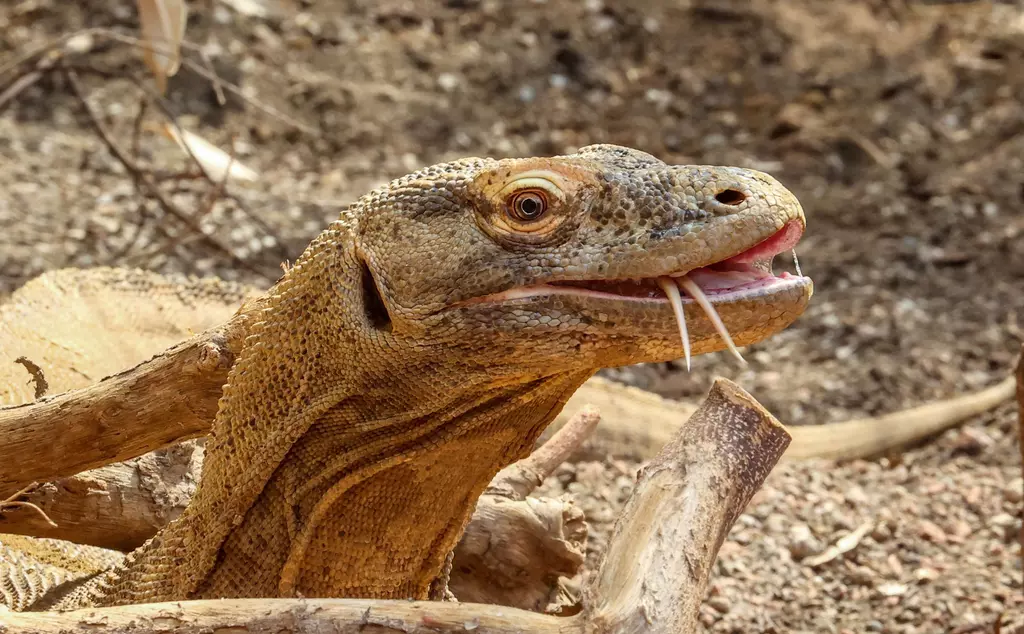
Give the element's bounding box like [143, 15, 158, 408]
[509, 190, 548, 222]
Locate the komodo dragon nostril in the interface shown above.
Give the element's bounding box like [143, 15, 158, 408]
[714, 189, 746, 205]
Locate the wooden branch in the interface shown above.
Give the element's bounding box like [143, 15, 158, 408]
[582, 378, 791, 634]
[1015, 346, 1023, 562]
[0, 320, 243, 498]
[0, 598, 572, 634]
[488, 405, 600, 501]
[0, 443, 203, 551]
[450, 495, 586, 613]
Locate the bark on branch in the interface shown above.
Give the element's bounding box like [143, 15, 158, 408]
[448, 407, 598, 612]
[5, 379, 788, 634]
[582, 377, 791, 633]
[0, 598, 569, 634]
[0, 318, 247, 498]
[0, 443, 204, 551]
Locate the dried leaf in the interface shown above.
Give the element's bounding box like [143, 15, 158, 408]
[137, 0, 188, 94]
[161, 123, 259, 183]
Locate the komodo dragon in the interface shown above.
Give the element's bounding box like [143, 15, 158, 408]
[0, 145, 1012, 613]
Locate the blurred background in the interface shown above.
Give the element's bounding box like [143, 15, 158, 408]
[0, 2, 1021, 629]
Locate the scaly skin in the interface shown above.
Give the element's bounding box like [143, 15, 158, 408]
[9, 145, 813, 610]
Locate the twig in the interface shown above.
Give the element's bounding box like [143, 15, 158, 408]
[61, 65, 268, 279]
[131, 95, 149, 162]
[487, 405, 601, 501]
[0, 483, 58, 528]
[196, 47, 227, 106]
[803, 521, 874, 567]
[0, 69, 44, 113]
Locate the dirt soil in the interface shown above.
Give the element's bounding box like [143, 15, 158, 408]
[1, 0, 1022, 631]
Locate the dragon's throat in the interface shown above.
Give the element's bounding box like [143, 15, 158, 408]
[186, 371, 590, 600]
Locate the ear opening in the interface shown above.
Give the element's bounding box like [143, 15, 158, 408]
[359, 257, 393, 332]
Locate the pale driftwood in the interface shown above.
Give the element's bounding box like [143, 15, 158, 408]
[582, 378, 791, 634]
[552, 374, 1015, 462]
[0, 598, 570, 634]
[0, 443, 203, 551]
[0, 319, 244, 498]
[450, 495, 586, 613]
[6, 378, 786, 634]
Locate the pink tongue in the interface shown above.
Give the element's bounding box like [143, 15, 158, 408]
[725, 219, 804, 265]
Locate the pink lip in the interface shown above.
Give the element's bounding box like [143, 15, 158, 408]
[723, 219, 804, 265]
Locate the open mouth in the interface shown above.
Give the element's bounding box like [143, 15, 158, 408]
[466, 219, 809, 368]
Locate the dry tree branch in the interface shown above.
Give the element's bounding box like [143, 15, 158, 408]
[0, 313, 254, 498]
[3, 379, 786, 634]
[0, 598, 568, 634]
[582, 378, 791, 633]
[0, 444, 204, 551]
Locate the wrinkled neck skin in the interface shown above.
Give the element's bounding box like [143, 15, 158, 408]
[78, 223, 596, 608]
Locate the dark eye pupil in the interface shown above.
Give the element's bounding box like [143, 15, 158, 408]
[518, 197, 540, 217]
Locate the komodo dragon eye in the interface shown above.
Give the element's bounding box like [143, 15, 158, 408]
[509, 190, 547, 221]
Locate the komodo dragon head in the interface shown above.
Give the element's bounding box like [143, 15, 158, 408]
[77, 144, 812, 608]
[355, 143, 810, 369]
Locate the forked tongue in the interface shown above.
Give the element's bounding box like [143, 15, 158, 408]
[676, 276, 746, 366]
[656, 277, 692, 371]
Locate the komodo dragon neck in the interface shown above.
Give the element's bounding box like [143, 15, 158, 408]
[65, 229, 592, 607]
[56, 144, 813, 608]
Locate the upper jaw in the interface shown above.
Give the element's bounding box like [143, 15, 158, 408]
[460, 218, 810, 307]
